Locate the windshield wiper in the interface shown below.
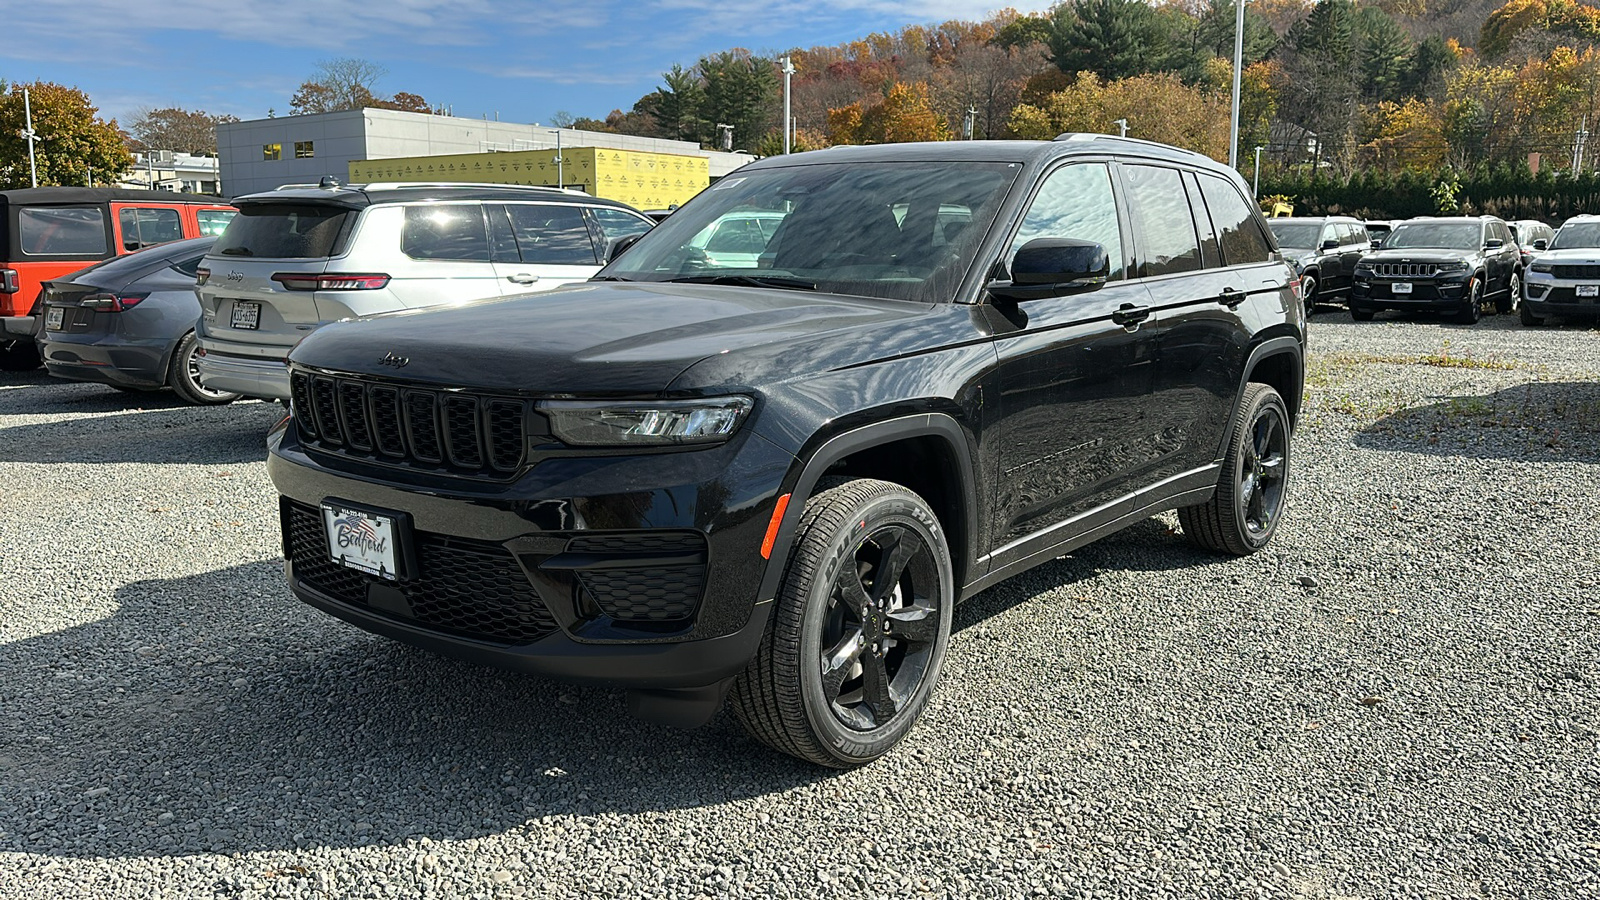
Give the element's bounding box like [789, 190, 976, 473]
[664, 274, 817, 291]
[219, 247, 253, 256]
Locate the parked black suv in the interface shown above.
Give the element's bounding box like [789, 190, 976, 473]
[1350, 216, 1522, 323]
[1265, 216, 1370, 314]
[267, 136, 1306, 767]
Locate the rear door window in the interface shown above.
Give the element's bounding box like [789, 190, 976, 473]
[1124, 165, 1202, 277]
[1196, 174, 1272, 266]
[118, 207, 184, 251]
[216, 205, 351, 259]
[506, 204, 598, 265]
[402, 206, 491, 261]
[18, 207, 109, 256]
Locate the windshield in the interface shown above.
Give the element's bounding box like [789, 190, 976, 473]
[1382, 223, 1482, 251]
[1266, 221, 1321, 250]
[598, 161, 1020, 302]
[1552, 222, 1600, 250]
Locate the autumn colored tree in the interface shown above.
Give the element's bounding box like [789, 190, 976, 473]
[289, 58, 431, 114]
[1007, 71, 1231, 160]
[0, 81, 131, 188]
[828, 82, 951, 144]
[126, 107, 239, 155]
[1360, 98, 1448, 170]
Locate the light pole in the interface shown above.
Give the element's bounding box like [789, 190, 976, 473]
[1253, 145, 1264, 198]
[22, 86, 39, 188]
[1113, 118, 1128, 137]
[717, 123, 734, 152]
[547, 129, 564, 187]
[964, 107, 979, 140]
[1229, 0, 1245, 169]
[780, 56, 795, 154]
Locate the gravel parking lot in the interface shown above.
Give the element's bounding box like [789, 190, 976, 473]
[2, 315, 1597, 899]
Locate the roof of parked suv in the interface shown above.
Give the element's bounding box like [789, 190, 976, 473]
[234, 183, 647, 212]
[0, 187, 226, 206]
[738, 134, 1230, 171]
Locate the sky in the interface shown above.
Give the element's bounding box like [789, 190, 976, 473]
[1, 0, 1042, 128]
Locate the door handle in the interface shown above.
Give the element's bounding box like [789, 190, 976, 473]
[1218, 287, 1245, 308]
[1111, 303, 1151, 327]
[506, 273, 539, 285]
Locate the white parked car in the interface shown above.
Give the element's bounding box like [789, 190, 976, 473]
[194, 182, 653, 400]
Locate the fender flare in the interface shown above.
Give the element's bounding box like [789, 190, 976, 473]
[1217, 336, 1304, 458]
[755, 412, 980, 603]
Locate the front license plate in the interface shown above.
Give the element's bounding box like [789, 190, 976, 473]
[1578, 284, 1599, 298]
[322, 502, 400, 580]
[230, 301, 260, 330]
[1391, 282, 1413, 295]
[45, 307, 64, 330]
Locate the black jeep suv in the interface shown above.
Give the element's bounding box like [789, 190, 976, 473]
[1265, 216, 1371, 314]
[1350, 216, 1522, 323]
[267, 136, 1306, 767]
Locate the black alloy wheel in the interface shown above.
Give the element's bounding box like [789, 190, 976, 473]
[1456, 278, 1483, 324]
[1179, 383, 1292, 556]
[731, 478, 954, 768]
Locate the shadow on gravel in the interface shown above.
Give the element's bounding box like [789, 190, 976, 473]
[0, 562, 831, 860]
[1355, 381, 1600, 460]
[0, 404, 281, 465]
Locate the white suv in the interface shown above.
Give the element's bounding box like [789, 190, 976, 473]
[195, 182, 654, 400]
[1523, 214, 1600, 326]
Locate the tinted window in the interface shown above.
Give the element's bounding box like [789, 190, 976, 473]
[1124, 165, 1201, 277]
[402, 205, 490, 261]
[119, 207, 183, 251]
[197, 209, 235, 237]
[1010, 164, 1125, 280]
[1223, 207, 1286, 259]
[18, 207, 108, 256]
[506, 204, 598, 265]
[1266, 221, 1320, 249]
[591, 208, 653, 243]
[216, 205, 350, 259]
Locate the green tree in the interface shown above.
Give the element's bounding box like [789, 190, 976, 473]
[1194, 0, 1278, 69]
[698, 50, 779, 152]
[1047, 0, 1176, 81]
[1354, 7, 1414, 103]
[0, 81, 131, 188]
[645, 64, 708, 143]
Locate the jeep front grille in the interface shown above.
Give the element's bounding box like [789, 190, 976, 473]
[1551, 263, 1600, 279]
[1372, 263, 1441, 278]
[291, 370, 532, 475]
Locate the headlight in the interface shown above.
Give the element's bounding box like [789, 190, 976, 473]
[1530, 260, 1554, 273]
[1437, 261, 1471, 274]
[539, 396, 754, 446]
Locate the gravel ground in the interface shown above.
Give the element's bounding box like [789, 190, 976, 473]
[2, 314, 1598, 899]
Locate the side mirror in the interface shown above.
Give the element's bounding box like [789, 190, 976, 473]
[987, 238, 1109, 302]
[1321, 238, 1340, 251]
[1534, 238, 1549, 250]
[1370, 239, 1382, 250]
[606, 233, 644, 262]
[1485, 238, 1504, 250]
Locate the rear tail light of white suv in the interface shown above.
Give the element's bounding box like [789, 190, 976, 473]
[271, 273, 391, 291]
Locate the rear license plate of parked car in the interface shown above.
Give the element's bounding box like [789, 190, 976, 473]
[1578, 285, 1599, 298]
[1392, 282, 1413, 294]
[231, 301, 260, 330]
[45, 307, 64, 330]
[322, 502, 400, 580]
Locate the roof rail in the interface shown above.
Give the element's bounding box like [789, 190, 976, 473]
[359, 181, 587, 195]
[272, 182, 343, 191]
[1052, 132, 1212, 161]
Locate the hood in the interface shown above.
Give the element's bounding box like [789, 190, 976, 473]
[288, 281, 930, 394]
[1362, 248, 1477, 264]
[1534, 248, 1600, 263]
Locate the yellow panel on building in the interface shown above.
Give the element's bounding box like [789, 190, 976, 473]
[348, 147, 709, 209]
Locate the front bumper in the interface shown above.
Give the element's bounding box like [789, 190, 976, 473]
[1351, 273, 1471, 310]
[1524, 281, 1600, 318]
[267, 419, 797, 690]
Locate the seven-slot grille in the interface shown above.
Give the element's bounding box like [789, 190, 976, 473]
[290, 370, 527, 475]
[1551, 263, 1600, 279]
[1371, 262, 1442, 278]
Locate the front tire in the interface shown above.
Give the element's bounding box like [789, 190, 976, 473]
[1179, 383, 1291, 556]
[1350, 303, 1375, 322]
[1520, 302, 1544, 326]
[730, 478, 954, 768]
[0, 340, 42, 372]
[168, 331, 240, 406]
[1496, 272, 1519, 314]
[1455, 278, 1483, 324]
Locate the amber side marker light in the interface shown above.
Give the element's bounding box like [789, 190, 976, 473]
[760, 493, 792, 559]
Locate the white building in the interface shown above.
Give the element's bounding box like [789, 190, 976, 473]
[217, 108, 754, 199]
[118, 151, 224, 195]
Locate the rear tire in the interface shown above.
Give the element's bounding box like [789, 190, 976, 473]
[1179, 383, 1291, 556]
[168, 332, 240, 406]
[0, 340, 42, 372]
[730, 478, 954, 768]
[1300, 273, 1318, 317]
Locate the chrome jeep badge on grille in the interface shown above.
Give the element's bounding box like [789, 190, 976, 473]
[379, 352, 409, 368]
